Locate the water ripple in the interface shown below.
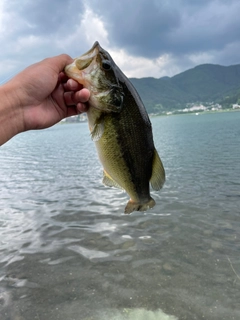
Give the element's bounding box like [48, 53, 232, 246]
[1, 114, 240, 320]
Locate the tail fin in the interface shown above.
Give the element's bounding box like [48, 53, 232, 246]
[124, 198, 156, 214]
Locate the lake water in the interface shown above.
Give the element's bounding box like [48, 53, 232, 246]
[0, 111, 240, 320]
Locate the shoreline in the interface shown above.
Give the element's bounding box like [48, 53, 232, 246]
[59, 108, 240, 124]
[150, 108, 240, 118]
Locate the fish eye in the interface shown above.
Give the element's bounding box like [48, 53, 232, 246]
[102, 60, 112, 70]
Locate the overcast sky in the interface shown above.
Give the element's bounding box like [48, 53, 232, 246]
[1, 0, 240, 83]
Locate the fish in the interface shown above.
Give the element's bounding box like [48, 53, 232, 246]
[64, 41, 165, 214]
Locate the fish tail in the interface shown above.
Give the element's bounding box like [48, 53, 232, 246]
[124, 198, 156, 214]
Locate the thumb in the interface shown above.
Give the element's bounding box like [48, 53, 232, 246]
[44, 54, 74, 73]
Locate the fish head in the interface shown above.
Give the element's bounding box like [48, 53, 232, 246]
[65, 41, 124, 113]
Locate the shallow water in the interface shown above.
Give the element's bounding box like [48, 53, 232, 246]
[0, 112, 240, 320]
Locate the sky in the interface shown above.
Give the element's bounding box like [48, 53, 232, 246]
[1, 0, 240, 84]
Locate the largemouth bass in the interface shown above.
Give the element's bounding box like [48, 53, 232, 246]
[64, 42, 165, 214]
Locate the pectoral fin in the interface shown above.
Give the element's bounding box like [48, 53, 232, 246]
[102, 170, 123, 189]
[150, 148, 165, 191]
[90, 118, 104, 141]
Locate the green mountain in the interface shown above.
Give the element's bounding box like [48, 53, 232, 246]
[129, 64, 240, 113]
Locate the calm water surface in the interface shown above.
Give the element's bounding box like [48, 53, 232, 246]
[0, 112, 240, 320]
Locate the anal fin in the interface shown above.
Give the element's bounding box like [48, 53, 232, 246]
[150, 148, 165, 190]
[102, 170, 123, 189]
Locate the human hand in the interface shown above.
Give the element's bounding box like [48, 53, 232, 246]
[8, 54, 90, 131]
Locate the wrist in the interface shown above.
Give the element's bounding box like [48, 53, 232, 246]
[0, 81, 24, 145]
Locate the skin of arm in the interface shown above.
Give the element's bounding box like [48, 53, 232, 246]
[0, 54, 90, 146]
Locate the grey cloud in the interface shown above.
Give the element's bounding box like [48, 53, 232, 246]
[5, 0, 85, 38]
[90, 0, 180, 57]
[88, 0, 240, 65]
[1, 0, 240, 83]
[0, 0, 88, 83]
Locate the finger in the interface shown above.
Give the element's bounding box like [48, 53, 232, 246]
[64, 78, 83, 91]
[64, 88, 90, 105]
[51, 83, 68, 114]
[76, 102, 89, 113]
[66, 106, 79, 117]
[65, 103, 88, 117]
[64, 91, 75, 106]
[74, 88, 90, 103]
[58, 72, 69, 83]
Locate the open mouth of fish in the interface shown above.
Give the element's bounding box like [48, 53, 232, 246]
[65, 42, 100, 73]
[64, 42, 101, 89]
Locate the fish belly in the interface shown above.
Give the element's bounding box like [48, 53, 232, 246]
[95, 113, 154, 213]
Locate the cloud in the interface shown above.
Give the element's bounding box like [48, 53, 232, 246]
[87, 0, 240, 60]
[86, 0, 240, 78]
[0, 0, 240, 83]
[0, 0, 87, 82]
[3, 0, 84, 38]
[107, 48, 179, 79]
[88, 0, 181, 58]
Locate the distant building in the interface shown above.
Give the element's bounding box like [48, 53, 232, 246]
[182, 105, 207, 112]
[189, 105, 207, 112]
[232, 104, 240, 109]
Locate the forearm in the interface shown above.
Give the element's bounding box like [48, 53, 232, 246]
[0, 83, 24, 146]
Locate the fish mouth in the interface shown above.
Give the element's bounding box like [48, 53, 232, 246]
[73, 41, 100, 70]
[64, 42, 101, 80]
[80, 41, 100, 59]
[65, 41, 100, 75]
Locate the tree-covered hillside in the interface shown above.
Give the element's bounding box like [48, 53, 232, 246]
[130, 64, 240, 113]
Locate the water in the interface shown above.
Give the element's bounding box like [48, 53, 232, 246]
[0, 111, 240, 320]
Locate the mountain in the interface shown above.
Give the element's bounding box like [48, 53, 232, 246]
[129, 64, 240, 113]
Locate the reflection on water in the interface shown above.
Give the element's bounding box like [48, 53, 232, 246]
[0, 112, 240, 320]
